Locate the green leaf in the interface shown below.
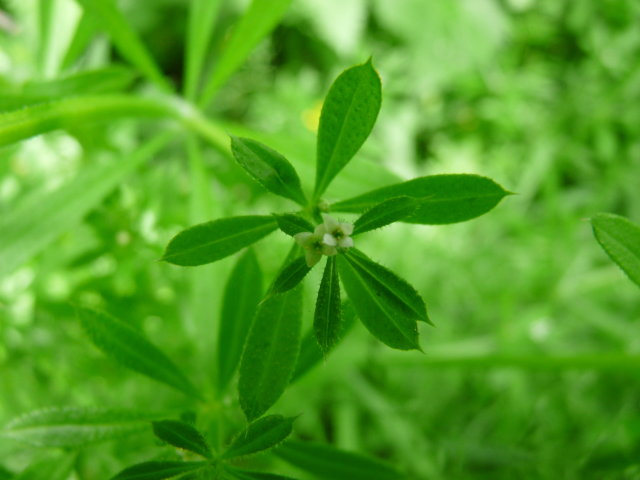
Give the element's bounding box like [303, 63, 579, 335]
[14, 452, 75, 480]
[77, 307, 201, 399]
[314, 257, 341, 353]
[0, 134, 170, 279]
[218, 249, 263, 393]
[238, 288, 303, 421]
[2, 406, 163, 448]
[199, 0, 293, 106]
[74, 0, 171, 91]
[60, 11, 96, 70]
[111, 462, 207, 480]
[352, 197, 417, 235]
[225, 467, 299, 480]
[337, 254, 421, 350]
[314, 60, 382, 197]
[222, 415, 295, 459]
[592, 213, 640, 287]
[332, 174, 510, 224]
[275, 440, 405, 480]
[292, 301, 357, 382]
[152, 420, 212, 459]
[274, 214, 314, 237]
[270, 257, 311, 295]
[162, 216, 277, 266]
[231, 136, 307, 205]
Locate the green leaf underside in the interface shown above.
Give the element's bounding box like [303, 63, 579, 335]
[218, 249, 263, 392]
[111, 461, 207, 480]
[270, 257, 311, 294]
[238, 288, 303, 421]
[592, 213, 640, 287]
[226, 467, 299, 480]
[352, 196, 417, 235]
[314, 257, 341, 353]
[222, 415, 295, 459]
[332, 174, 510, 224]
[274, 214, 314, 237]
[152, 420, 212, 459]
[231, 136, 306, 205]
[77, 307, 201, 398]
[315, 60, 382, 196]
[162, 216, 277, 266]
[2, 407, 163, 448]
[12, 452, 76, 480]
[275, 440, 404, 480]
[337, 255, 420, 350]
[347, 249, 430, 324]
[292, 301, 357, 382]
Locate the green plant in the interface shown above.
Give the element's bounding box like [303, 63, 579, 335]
[591, 213, 640, 289]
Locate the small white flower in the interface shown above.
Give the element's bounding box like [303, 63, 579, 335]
[293, 214, 353, 267]
[321, 213, 354, 249]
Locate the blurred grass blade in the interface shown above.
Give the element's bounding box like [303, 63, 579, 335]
[314, 60, 382, 197]
[3, 407, 163, 448]
[199, 0, 292, 106]
[73, 0, 171, 91]
[332, 174, 510, 224]
[13, 452, 75, 480]
[217, 249, 263, 393]
[77, 307, 202, 399]
[0, 134, 169, 279]
[352, 196, 417, 235]
[222, 415, 295, 459]
[111, 461, 208, 480]
[275, 440, 405, 480]
[152, 420, 212, 459]
[60, 11, 96, 70]
[270, 257, 311, 295]
[274, 214, 314, 237]
[338, 254, 420, 351]
[225, 468, 299, 480]
[314, 256, 341, 354]
[238, 288, 302, 421]
[231, 136, 307, 205]
[592, 213, 640, 287]
[292, 301, 356, 382]
[162, 216, 277, 266]
[184, 0, 222, 100]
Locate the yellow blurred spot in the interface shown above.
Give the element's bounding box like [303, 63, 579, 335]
[302, 100, 323, 132]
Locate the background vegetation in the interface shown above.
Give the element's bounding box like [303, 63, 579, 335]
[1, 0, 639, 478]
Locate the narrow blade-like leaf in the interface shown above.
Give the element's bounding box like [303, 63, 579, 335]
[332, 174, 510, 224]
[314, 60, 382, 196]
[217, 249, 263, 392]
[238, 288, 303, 421]
[152, 420, 212, 459]
[274, 214, 314, 237]
[77, 307, 201, 399]
[352, 197, 417, 235]
[270, 257, 311, 295]
[231, 136, 306, 205]
[162, 216, 277, 266]
[592, 213, 640, 287]
[222, 415, 295, 459]
[337, 255, 420, 350]
[226, 467, 299, 480]
[111, 461, 207, 480]
[314, 257, 341, 353]
[13, 452, 75, 480]
[2, 407, 163, 448]
[275, 440, 405, 480]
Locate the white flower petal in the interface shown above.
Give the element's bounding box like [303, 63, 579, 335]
[322, 233, 337, 246]
[339, 237, 354, 248]
[321, 213, 340, 232]
[314, 223, 328, 236]
[340, 222, 354, 236]
[294, 231, 313, 246]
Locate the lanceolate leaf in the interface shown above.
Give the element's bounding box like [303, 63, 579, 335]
[270, 257, 311, 295]
[332, 174, 510, 224]
[592, 213, 640, 287]
[77, 307, 201, 399]
[162, 216, 277, 266]
[337, 255, 420, 351]
[274, 214, 314, 237]
[231, 136, 306, 205]
[2, 407, 163, 448]
[222, 415, 295, 459]
[314, 257, 341, 353]
[152, 420, 212, 459]
[238, 288, 303, 421]
[275, 440, 404, 480]
[111, 461, 207, 480]
[217, 249, 263, 392]
[352, 197, 417, 235]
[13, 452, 76, 480]
[315, 60, 382, 197]
[226, 468, 299, 480]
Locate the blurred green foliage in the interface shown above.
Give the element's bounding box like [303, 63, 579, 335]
[1, 0, 640, 478]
